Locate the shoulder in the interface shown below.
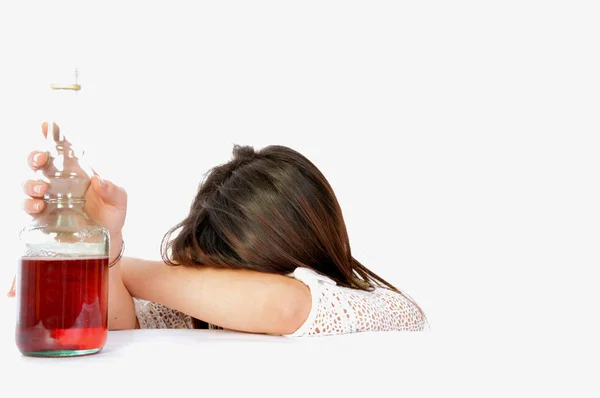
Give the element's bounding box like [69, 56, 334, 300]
[287, 267, 425, 336]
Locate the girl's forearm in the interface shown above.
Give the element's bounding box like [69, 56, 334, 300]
[107, 235, 138, 330]
[120, 257, 311, 335]
[107, 263, 137, 330]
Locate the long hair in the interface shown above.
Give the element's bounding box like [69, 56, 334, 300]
[161, 145, 424, 319]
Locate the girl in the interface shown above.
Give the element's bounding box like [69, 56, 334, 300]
[11, 123, 425, 336]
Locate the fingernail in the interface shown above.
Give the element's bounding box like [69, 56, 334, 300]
[34, 202, 42, 210]
[97, 176, 106, 189]
[32, 153, 41, 164]
[33, 184, 43, 194]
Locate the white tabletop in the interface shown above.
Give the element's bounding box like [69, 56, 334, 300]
[2, 297, 591, 397]
[2, 323, 432, 397]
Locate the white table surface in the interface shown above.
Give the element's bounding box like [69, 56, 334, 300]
[3, 299, 591, 397]
[2, 318, 433, 397]
[0, 294, 438, 398]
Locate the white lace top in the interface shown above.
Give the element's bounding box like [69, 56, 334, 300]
[134, 267, 425, 336]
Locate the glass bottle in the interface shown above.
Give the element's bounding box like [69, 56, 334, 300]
[16, 70, 110, 357]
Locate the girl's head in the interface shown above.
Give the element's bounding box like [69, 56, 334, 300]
[162, 145, 397, 292]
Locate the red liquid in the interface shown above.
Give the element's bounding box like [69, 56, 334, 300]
[16, 257, 109, 355]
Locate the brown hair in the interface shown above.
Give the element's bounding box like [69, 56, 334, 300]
[161, 145, 423, 317]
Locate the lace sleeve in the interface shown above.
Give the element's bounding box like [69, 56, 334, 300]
[286, 267, 425, 337]
[133, 298, 195, 329]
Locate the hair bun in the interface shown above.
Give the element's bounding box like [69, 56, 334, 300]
[232, 145, 258, 162]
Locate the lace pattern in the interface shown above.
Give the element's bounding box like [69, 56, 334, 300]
[134, 298, 195, 329]
[287, 267, 425, 336]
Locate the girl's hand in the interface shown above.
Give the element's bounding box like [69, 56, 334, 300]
[22, 122, 128, 262]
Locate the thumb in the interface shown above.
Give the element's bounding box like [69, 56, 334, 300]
[91, 175, 125, 206]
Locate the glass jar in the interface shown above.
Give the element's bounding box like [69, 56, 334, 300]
[16, 71, 110, 357]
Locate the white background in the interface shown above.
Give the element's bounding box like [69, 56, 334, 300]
[0, 0, 598, 394]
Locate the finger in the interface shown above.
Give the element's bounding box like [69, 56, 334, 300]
[23, 180, 49, 198]
[23, 198, 45, 214]
[28, 151, 48, 170]
[7, 276, 16, 298]
[41, 122, 60, 139]
[91, 175, 127, 206]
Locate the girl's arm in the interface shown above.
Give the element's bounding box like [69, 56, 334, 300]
[107, 233, 139, 330]
[120, 257, 312, 335]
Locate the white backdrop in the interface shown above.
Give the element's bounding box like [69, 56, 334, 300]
[0, 1, 598, 391]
